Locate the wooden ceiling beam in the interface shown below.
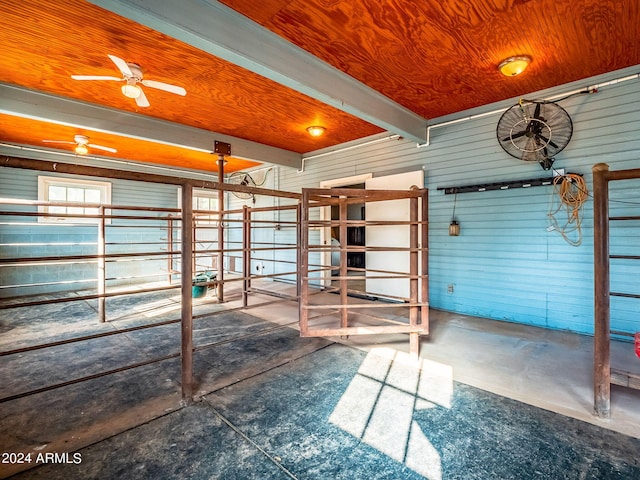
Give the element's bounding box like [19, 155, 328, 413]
[87, 0, 428, 143]
[0, 83, 301, 167]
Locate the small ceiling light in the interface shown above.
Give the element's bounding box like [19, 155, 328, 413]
[498, 56, 531, 77]
[121, 83, 142, 99]
[307, 126, 326, 137]
[75, 144, 89, 155]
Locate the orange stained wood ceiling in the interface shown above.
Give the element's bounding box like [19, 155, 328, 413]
[221, 0, 640, 119]
[0, 0, 382, 171]
[0, 114, 259, 174]
[1, 0, 639, 173]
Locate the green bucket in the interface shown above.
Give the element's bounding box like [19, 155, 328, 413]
[192, 274, 210, 298]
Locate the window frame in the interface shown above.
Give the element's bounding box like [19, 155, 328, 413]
[178, 187, 220, 225]
[37, 175, 112, 224]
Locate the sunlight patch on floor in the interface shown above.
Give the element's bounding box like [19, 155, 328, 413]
[329, 347, 453, 479]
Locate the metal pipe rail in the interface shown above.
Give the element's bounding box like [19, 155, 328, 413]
[299, 187, 429, 358]
[1, 156, 433, 410]
[592, 163, 640, 418]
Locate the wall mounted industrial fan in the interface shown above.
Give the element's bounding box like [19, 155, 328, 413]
[227, 172, 258, 203]
[71, 55, 186, 108]
[497, 100, 573, 170]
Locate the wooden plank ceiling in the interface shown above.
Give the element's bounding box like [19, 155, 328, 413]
[0, 0, 638, 174]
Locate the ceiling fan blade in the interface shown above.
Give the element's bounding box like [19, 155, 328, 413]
[537, 134, 558, 149]
[42, 140, 75, 145]
[71, 75, 122, 81]
[88, 143, 117, 153]
[135, 87, 150, 107]
[108, 54, 133, 77]
[142, 79, 186, 96]
[503, 130, 527, 142]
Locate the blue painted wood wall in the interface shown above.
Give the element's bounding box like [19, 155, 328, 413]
[0, 167, 179, 297]
[279, 66, 640, 335]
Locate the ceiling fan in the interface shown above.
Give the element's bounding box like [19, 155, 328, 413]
[71, 55, 187, 107]
[43, 134, 116, 155]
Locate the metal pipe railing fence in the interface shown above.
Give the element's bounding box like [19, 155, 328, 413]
[1, 158, 431, 412]
[298, 187, 429, 358]
[592, 163, 640, 418]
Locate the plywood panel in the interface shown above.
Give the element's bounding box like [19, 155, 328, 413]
[223, 0, 640, 119]
[0, 114, 259, 174]
[0, 0, 382, 157]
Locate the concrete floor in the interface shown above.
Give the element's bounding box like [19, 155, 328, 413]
[251, 282, 640, 439]
[1, 281, 639, 478]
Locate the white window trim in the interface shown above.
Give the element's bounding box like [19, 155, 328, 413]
[38, 175, 112, 224]
[177, 187, 220, 225]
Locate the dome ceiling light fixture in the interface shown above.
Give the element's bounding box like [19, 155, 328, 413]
[306, 125, 326, 137]
[498, 55, 532, 77]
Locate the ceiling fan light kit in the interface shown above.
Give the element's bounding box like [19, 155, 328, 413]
[498, 55, 532, 76]
[75, 144, 89, 155]
[121, 83, 142, 99]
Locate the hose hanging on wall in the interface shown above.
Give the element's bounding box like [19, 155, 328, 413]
[547, 174, 588, 246]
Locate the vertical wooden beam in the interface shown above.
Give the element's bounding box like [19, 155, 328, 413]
[299, 191, 310, 336]
[421, 190, 429, 332]
[217, 155, 225, 302]
[409, 193, 419, 358]
[242, 205, 250, 307]
[339, 198, 348, 330]
[181, 182, 194, 404]
[593, 162, 611, 418]
[97, 205, 106, 323]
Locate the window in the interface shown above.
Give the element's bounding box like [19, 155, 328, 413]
[177, 187, 219, 224]
[38, 176, 111, 224]
[193, 189, 219, 224]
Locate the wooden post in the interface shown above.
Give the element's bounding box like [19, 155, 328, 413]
[593, 163, 611, 418]
[97, 205, 106, 323]
[409, 193, 419, 358]
[217, 155, 225, 302]
[181, 182, 194, 404]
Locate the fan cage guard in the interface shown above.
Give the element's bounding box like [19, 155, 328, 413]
[497, 100, 573, 168]
[227, 172, 256, 200]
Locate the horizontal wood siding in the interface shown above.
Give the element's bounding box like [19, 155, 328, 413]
[280, 69, 640, 335]
[0, 167, 178, 297]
